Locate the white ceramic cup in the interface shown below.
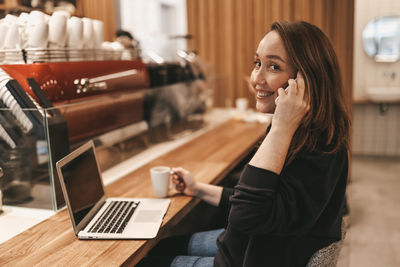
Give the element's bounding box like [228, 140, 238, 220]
[0, 23, 9, 48]
[92, 19, 104, 48]
[82, 18, 94, 49]
[27, 19, 48, 48]
[150, 166, 172, 198]
[48, 11, 68, 48]
[26, 10, 47, 35]
[67, 16, 83, 49]
[28, 10, 47, 24]
[4, 14, 17, 24]
[16, 13, 29, 48]
[236, 97, 248, 112]
[17, 12, 29, 26]
[4, 23, 21, 49]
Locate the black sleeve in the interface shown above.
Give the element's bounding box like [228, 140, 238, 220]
[218, 187, 235, 209]
[227, 147, 348, 235]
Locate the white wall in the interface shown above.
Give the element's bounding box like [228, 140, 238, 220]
[118, 0, 187, 61]
[352, 0, 400, 156]
[353, 0, 400, 101]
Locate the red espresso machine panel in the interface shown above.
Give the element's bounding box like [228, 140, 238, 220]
[1, 60, 150, 143]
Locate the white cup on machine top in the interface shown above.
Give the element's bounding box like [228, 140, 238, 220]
[27, 19, 48, 49]
[82, 18, 95, 49]
[26, 11, 47, 36]
[28, 10, 47, 24]
[3, 23, 21, 49]
[48, 11, 69, 48]
[150, 166, 172, 198]
[67, 16, 84, 49]
[4, 14, 18, 24]
[0, 23, 10, 49]
[92, 19, 104, 49]
[17, 12, 29, 25]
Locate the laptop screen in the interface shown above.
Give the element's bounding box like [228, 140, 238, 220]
[60, 146, 105, 226]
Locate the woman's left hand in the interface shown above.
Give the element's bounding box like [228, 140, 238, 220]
[272, 71, 310, 135]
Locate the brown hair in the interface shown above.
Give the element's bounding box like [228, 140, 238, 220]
[270, 21, 350, 163]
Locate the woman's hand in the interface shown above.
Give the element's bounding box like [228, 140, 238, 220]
[272, 71, 310, 135]
[171, 167, 224, 206]
[171, 167, 198, 197]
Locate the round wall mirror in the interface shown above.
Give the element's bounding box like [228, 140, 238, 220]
[362, 15, 400, 62]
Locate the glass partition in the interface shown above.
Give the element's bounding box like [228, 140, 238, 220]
[0, 81, 208, 211]
[0, 107, 55, 210]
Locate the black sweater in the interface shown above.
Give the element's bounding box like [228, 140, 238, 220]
[214, 146, 348, 267]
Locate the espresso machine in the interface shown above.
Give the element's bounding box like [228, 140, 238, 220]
[0, 46, 207, 209]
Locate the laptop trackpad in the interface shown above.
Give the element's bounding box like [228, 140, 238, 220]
[133, 210, 162, 223]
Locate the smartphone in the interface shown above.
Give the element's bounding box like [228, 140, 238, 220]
[275, 78, 297, 105]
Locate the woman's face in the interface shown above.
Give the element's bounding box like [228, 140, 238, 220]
[250, 30, 296, 113]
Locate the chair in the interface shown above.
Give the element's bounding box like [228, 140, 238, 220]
[306, 218, 348, 267]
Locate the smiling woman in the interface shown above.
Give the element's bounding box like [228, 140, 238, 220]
[138, 21, 351, 267]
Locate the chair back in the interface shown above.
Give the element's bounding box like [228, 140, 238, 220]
[306, 218, 348, 267]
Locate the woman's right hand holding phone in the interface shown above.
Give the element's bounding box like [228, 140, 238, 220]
[272, 71, 310, 136]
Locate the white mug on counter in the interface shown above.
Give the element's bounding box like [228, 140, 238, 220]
[150, 166, 173, 198]
[236, 97, 249, 112]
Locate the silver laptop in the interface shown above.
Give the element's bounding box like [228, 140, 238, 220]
[56, 140, 170, 239]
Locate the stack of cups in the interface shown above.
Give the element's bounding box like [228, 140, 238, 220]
[0, 10, 105, 62]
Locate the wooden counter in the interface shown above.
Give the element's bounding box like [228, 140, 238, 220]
[0, 119, 266, 266]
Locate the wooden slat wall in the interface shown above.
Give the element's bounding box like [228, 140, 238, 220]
[187, 0, 354, 109]
[76, 0, 116, 42]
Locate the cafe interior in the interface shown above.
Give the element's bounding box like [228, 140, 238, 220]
[0, 0, 399, 266]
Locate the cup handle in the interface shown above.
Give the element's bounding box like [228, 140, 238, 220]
[169, 170, 175, 190]
[169, 170, 184, 190]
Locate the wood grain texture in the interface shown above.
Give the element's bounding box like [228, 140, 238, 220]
[0, 120, 266, 267]
[77, 0, 116, 42]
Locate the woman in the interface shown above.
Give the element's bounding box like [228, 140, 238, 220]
[169, 21, 350, 267]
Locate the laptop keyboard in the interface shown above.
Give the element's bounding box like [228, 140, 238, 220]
[88, 200, 140, 234]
